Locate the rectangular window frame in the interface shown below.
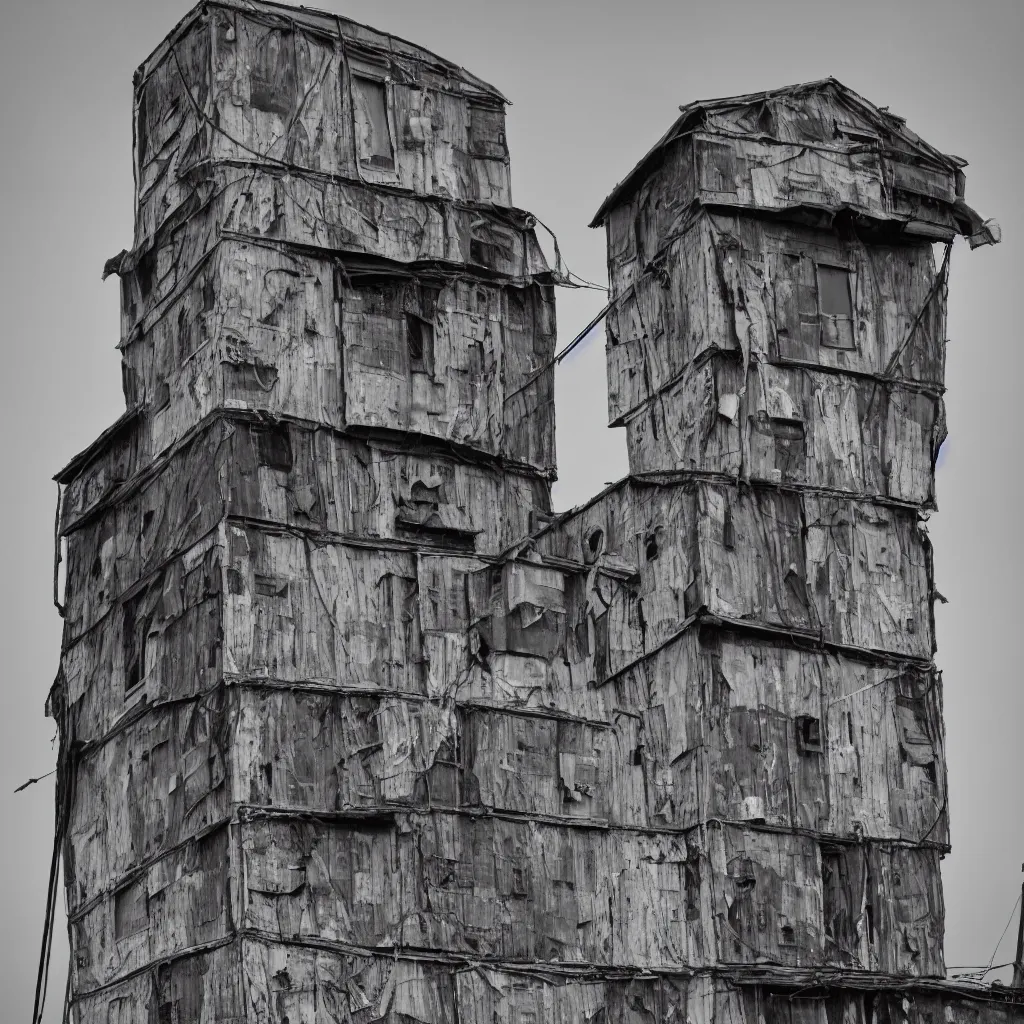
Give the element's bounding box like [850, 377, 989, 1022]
[774, 253, 860, 361]
[815, 262, 857, 351]
[350, 68, 399, 182]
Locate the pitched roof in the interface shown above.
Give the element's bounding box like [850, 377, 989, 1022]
[590, 78, 966, 227]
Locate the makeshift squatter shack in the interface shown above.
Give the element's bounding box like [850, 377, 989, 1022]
[42, 1, 1020, 1019]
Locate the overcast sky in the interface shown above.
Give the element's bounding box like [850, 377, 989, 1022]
[2, 0, 1021, 1018]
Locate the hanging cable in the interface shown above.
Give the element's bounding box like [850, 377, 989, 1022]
[31, 681, 72, 1024]
[532, 217, 608, 292]
[502, 302, 611, 407]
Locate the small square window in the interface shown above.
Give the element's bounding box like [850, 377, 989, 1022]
[256, 424, 292, 472]
[796, 715, 822, 754]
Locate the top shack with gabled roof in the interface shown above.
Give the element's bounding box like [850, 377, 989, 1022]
[589, 78, 999, 442]
[591, 77, 996, 239]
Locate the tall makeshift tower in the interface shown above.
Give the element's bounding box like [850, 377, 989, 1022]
[538, 79, 1008, 1014]
[51, 1, 557, 1018]
[47, 4, 1021, 1018]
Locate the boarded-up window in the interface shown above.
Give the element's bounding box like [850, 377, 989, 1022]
[114, 878, 149, 939]
[775, 254, 821, 361]
[249, 30, 296, 116]
[352, 76, 394, 170]
[893, 697, 935, 767]
[700, 140, 740, 195]
[469, 103, 507, 159]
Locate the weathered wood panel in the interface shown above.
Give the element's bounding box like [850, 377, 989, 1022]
[59, 417, 548, 637]
[70, 826, 235, 992]
[66, 687, 229, 912]
[222, 526, 426, 690]
[71, 941, 242, 1023]
[61, 534, 222, 744]
[240, 812, 691, 967]
[626, 355, 943, 506]
[644, 630, 947, 844]
[120, 169, 549, 339]
[133, 11, 211, 247]
[606, 211, 944, 425]
[119, 239, 555, 468]
[536, 479, 933, 660]
[134, 7, 513, 242]
[74, 942, 1014, 1024]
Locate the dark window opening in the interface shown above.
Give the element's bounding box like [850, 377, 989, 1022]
[123, 596, 151, 693]
[121, 361, 139, 408]
[468, 104, 507, 159]
[249, 30, 296, 116]
[227, 568, 245, 595]
[254, 575, 289, 598]
[202, 273, 216, 313]
[683, 577, 702, 617]
[583, 527, 604, 565]
[394, 518, 477, 552]
[405, 313, 435, 376]
[154, 381, 171, 411]
[796, 715, 823, 754]
[352, 76, 394, 169]
[409, 481, 443, 506]
[137, 249, 157, 300]
[781, 924, 796, 945]
[177, 307, 193, 362]
[723, 504, 735, 550]
[894, 697, 935, 768]
[256, 425, 293, 472]
[511, 866, 527, 897]
[775, 255, 859, 359]
[645, 533, 659, 561]
[470, 238, 493, 267]
[701, 141, 739, 194]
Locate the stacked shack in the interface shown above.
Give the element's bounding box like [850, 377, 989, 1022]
[47, 3, 1021, 1018]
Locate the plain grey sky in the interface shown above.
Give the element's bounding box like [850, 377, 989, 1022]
[2, 0, 1021, 1017]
